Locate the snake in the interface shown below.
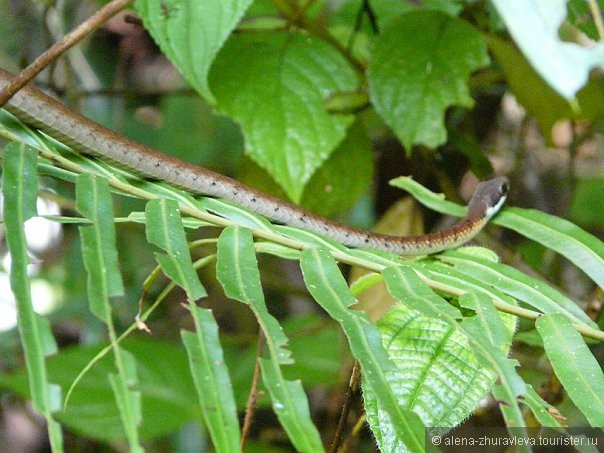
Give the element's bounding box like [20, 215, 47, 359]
[0, 68, 508, 255]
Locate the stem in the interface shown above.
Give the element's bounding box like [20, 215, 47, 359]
[271, 0, 366, 76]
[1, 121, 603, 343]
[588, 0, 604, 40]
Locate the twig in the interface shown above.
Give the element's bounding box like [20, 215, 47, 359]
[270, 0, 366, 75]
[241, 331, 266, 449]
[330, 361, 361, 453]
[347, 0, 378, 51]
[588, 0, 604, 41]
[0, 0, 135, 107]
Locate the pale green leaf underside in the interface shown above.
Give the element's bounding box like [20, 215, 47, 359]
[209, 32, 357, 202]
[144, 198, 207, 301]
[300, 248, 425, 453]
[216, 226, 291, 363]
[215, 226, 324, 452]
[368, 11, 489, 149]
[363, 303, 498, 453]
[2, 143, 65, 451]
[182, 307, 241, 452]
[135, 0, 254, 102]
[370, 266, 524, 452]
[76, 174, 124, 322]
[390, 177, 604, 290]
[486, 35, 570, 141]
[108, 349, 143, 453]
[439, 250, 596, 327]
[497, 207, 604, 290]
[491, 0, 604, 99]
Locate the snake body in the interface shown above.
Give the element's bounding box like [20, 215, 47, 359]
[0, 69, 508, 255]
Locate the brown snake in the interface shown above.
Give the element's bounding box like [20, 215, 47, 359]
[0, 69, 508, 255]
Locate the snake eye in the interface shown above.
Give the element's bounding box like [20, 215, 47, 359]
[500, 181, 509, 196]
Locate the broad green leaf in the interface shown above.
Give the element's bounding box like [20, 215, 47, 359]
[300, 121, 373, 216]
[136, 0, 254, 102]
[376, 266, 522, 450]
[209, 31, 357, 202]
[125, 93, 243, 169]
[404, 263, 525, 398]
[182, 307, 241, 453]
[368, 11, 489, 150]
[536, 314, 604, 427]
[490, 0, 604, 99]
[145, 198, 206, 301]
[76, 174, 124, 323]
[439, 250, 596, 327]
[488, 37, 604, 141]
[2, 143, 64, 452]
[108, 349, 143, 453]
[300, 247, 425, 453]
[1, 339, 200, 442]
[363, 303, 498, 452]
[216, 226, 323, 452]
[239, 120, 374, 218]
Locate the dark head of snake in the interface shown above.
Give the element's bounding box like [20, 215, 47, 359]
[467, 176, 509, 221]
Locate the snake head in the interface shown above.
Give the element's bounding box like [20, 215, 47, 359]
[469, 176, 509, 221]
